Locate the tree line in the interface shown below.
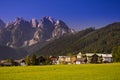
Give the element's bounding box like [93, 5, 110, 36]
[112, 46, 120, 62]
[25, 54, 52, 65]
[0, 54, 53, 66]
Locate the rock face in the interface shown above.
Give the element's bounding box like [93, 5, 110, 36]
[0, 16, 75, 50]
[37, 16, 55, 41]
[3, 17, 35, 48]
[30, 18, 38, 28]
[52, 20, 74, 38]
[0, 19, 5, 28]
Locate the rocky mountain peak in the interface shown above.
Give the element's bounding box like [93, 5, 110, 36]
[55, 20, 69, 29]
[52, 20, 75, 38]
[38, 17, 54, 27]
[15, 17, 22, 21]
[14, 17, 31, 27]
[42, 16, 55, 23]
[48, 16, 55, 24]
[14, 17, 23, 23]
[56, 20, 62, 24]
[30, 18, 38, 28]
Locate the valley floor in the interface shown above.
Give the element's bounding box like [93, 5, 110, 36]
[0, 63, 120, 80]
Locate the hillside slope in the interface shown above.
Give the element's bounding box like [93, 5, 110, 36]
[35, 22, 120, 56]
[0, 45, 28, 60]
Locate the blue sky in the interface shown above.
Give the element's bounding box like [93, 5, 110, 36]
[0, 0, 120, 30]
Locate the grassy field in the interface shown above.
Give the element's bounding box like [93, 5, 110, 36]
[0, 63, 120, 80]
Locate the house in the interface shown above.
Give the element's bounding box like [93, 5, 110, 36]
[76, 52, 88, 64]
[49, 56, 57, 64]
[76, 52, 82, 64]
[102, 54, 112, 63]
[58, 56, 71, 64]
[65, 56, 71, 64]
[0, 60, 13, 66]
[57, 56, 65, 64]
[77, 52, 82, 59]
[75, 60, 81, 64]
[80, 52, 113, 63]
[15, 59, 26, 66]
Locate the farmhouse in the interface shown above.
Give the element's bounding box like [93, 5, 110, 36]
[49, 56, 57, 64]
[0, 60, 12, 66]
[83, 53, 113, 63]
[15, 59, 26, 66]
[76, 52, 87, 64]
[102, 54, 112, 62]
[58, 56, 68, 64]
[76, 52, 82, 64]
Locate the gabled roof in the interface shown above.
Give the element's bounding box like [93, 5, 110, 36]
[77, 52, 112, 57]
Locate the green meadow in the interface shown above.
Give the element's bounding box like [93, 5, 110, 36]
[0, 63, 120, 80]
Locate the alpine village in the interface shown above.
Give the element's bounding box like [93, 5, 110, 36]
[0, 17, 120, 66]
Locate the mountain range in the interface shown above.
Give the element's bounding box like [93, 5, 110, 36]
[0, 16, 74, 59]
[0, 16, 120, 59]
[35, 22, 120, 56]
